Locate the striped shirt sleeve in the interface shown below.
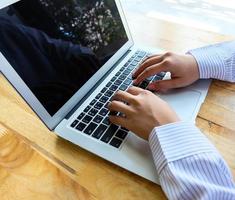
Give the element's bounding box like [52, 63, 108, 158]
[188, 41, 235, 82]
[149, 121, 235, 200]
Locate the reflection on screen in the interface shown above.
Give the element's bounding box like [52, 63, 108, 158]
[0, 0, 128, 115]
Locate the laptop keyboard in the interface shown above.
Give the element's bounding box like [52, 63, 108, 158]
[70, 50, 166, 149]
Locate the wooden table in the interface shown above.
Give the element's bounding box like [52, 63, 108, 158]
[0, 2, 235, 200]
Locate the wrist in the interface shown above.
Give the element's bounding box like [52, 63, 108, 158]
[148, 120, 183, 141]
[159, 116, 181, 127]
[147, 117, 181, 141]
[186, 54, 200, 80]
[187, 47, 225, 80]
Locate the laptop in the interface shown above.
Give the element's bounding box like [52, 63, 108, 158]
[0, 0, 210, 184]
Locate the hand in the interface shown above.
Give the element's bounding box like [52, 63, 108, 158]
[108, 87, 180, 140]
[132, 52, 199, 92]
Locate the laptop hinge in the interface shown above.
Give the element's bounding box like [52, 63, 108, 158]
[65, 49, 132, 120]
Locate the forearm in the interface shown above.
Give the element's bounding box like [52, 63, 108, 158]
[188, 41, 235, 82]
[149, 121, 235, 200]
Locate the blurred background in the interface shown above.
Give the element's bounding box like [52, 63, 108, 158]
[120, 0, 235, 35]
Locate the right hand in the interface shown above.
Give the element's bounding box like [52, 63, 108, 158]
[108, 87, 180, 140]
[132, 52, 200, 92]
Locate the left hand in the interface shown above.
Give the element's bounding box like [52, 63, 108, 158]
[132, 52, 199, 92]
[108, 86, 180, 140]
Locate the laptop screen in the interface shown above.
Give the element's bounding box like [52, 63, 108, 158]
[0, 0, 128, 115]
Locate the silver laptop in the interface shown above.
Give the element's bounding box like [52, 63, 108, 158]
[0, 0, 210, 184]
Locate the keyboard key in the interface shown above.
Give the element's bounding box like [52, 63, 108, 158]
[94, 102, 104, 109]
[139, 80, 149, 89]
[99, 108, 109, 116]
[127, 74, 133, 80]
[77, 112, 85, 120]
[101, 87, 108, 93]
[123, 69, 131, 76]
[100, 96, 109, 103]
[123, 79, 132, 86]
[84, 105, 91, 113]
[115, 71, 121, 76]
[90, 99, 97, 106]
[115, 129, 128, 140]
[114, 79, 122, 85]
[101, 124, 119, 143]
[82, 115, 93, 124]
[124, 62, 130, 67]
[104, 90, 113, 97]
[134, 57, 142, 62]
[93, 115, 104, 123]
[153, 75, 162, 81]
[92, 124, 108, 139]
[131, 61, 138, 66]
[127, 65, 135, 70]
[110, 137, 122, 148]
[146, 76, 154, 82]
[120, 67, 125, 72]
[128, 57, 134, 62]
[84, 122, 97, 135]
[119, 75, 126, 80]
[121, 127, 129, 131]
[146, 53, 152, 57]
[138, 51, 146, 57]
[157, 72, 166, 77]
[102, 117, 110, 125]
[88, 108, 98, 117]
[131, 55, 136, 59]
[95, 93, 102, 99]
[111, 77, 116, 82]
[106, 81, 112, 87]
[75, 122, 86, 131]
[119, 84, 128, 91]
[71, 120, 79, 128]
[110, 85, 118, 92]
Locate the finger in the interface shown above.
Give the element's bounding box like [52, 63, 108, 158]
[126, 86, 145, 95]
[134, 62, 165, 85]
[111, 90, 134, 103]
[147, 78, 184, 91]
[146, 54, 158, 59]
[133, 55, 163, 78]
[108, 100, 132, 115]
[142, 54, 160, 62]
[133, 55, 162, 78]
[109, 115, 127, 127]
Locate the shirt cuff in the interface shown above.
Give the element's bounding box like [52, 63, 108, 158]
[148, 121, 217, 175]
[188, 45, 227, 80]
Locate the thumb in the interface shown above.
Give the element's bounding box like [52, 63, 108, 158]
[147, 78, 184, 91]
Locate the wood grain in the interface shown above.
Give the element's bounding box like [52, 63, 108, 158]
[196, 80, 235, 178]
[0, 123, 96, 200]
[0, 75, 166, 200]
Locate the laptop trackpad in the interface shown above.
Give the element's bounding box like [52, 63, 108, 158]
[158, 89, 201, 121]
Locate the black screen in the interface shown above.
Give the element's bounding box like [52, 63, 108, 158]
[0, 0, 128, 115]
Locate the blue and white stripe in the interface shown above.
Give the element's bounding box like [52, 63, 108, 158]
[188, 41, 235, 82]
[149, 41, 235, 199]
[149, 122, 235, 199]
